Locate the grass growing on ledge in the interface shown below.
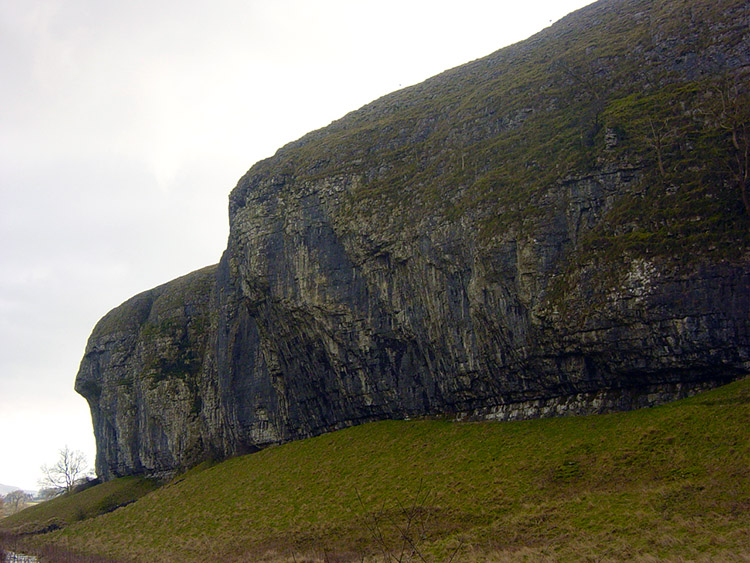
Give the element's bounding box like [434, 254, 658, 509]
[3, 377, 749, 562]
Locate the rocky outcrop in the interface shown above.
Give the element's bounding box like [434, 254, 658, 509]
[75, 266, 216, 477]
[76, 0, 750, 480]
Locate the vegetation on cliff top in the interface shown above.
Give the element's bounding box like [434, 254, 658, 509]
[234, 0, 749, 262]
[4, 377, 748, 562]
[90, 265, 217, 340]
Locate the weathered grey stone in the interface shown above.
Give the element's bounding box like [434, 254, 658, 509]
[76, 0, 750, 480]
[75, 266, 216, 479]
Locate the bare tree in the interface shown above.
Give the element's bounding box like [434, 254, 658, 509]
[355, 481, 462, 563]
[40, 445, 90, 495]
[699, 71, 750, 218]
[715, 75, 750, 218]
[39, 486, 64, 501]
[645, 117, 674, 182]
[4, 490, 31, 514]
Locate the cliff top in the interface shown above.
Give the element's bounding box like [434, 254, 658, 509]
[88, 264, 217, 340]
[231, 0, 749, 261]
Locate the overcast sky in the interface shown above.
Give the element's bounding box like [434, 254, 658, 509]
[0, 0, 595, 491]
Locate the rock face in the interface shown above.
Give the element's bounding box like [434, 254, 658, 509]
[76, 0, 750, 480]
[75, 267, 216, 477]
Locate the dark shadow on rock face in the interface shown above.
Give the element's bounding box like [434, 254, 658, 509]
[75, 0, 750, 480]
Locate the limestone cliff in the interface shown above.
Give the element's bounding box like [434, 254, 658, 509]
[75, 267, 216, 477]
[76, 0, 750, 480]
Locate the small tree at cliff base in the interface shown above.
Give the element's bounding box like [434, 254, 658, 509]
[40, 445, 90, 495]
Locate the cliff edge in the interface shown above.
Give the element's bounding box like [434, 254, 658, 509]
[77, 0, 750, 480]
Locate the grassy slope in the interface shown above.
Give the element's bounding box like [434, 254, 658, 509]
[0, 477, 159, 535]
[4, 378, 748, 562]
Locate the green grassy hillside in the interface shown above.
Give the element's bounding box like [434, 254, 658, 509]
[3, 378, 749, 562]
[1, 477, 159, 535]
